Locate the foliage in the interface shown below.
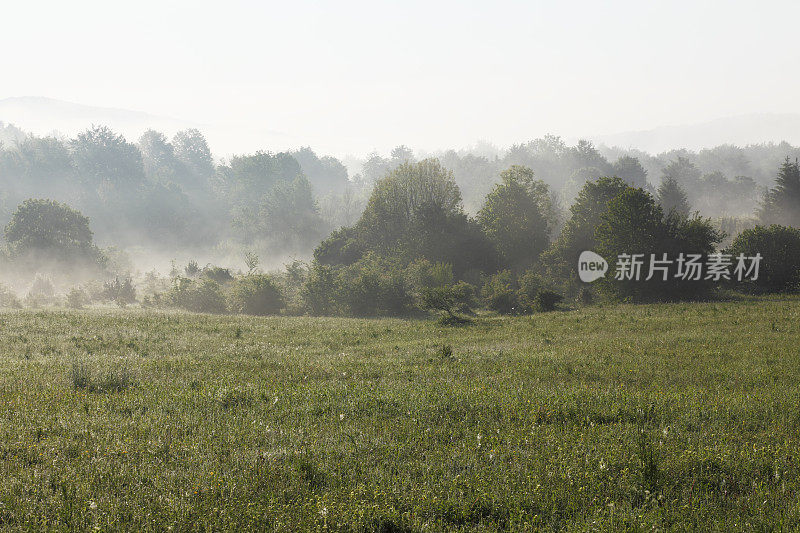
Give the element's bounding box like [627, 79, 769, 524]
[477, 166, 550, 271]
[228, 274, 285, 316]
[302, 262, 339, 316]
[318, 159, 497, 277]
[728, 225, 800, 292]
[4, 199, 103, 265]
[66, 287, 87, 309]
[336, 253, 412, 317]
[481, 270, 518, 314]
[167, 277, 228, 314]
[0, 284, 22, 308]
[759, 157, 800, 227]
[612, 155, 648, 188]
[540, 176, 629, 284]
[596, 188, 721, 302]
[657, 176, 691, 217]
[102, 277, 137, 307]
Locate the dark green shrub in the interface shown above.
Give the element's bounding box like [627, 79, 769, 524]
[577, 286, 594, 306]
[303, 263, 339, 316]
[168, 278, 228, 314]
[202, 266, 234, 284]
[229, 274, 285, 315]
[728, 225, 800, 293]
[482, 270, 517, 314]
[534, 290, 563, 312]
[339, 253, 412, 316]
[450, 280, 476, 312]
[516, 269, 544, 312]
[103, 277, 136, 307]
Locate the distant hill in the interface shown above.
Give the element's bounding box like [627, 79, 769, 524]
[0, 96, 291, 157]
[592, 113, 800, 153]
[0, 96, 196, 142]
[3, 97, 800, 158]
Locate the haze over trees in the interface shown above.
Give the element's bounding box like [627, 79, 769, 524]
[1, 120, 800, 314]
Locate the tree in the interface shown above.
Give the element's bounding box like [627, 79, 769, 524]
[613, 156, 648, 188]
[391, 145, 414, 163]
[759, 158, 800, 227]
[595, 188, 720, 301]
[290, 147, 349, 195]
[71, 126, 145, 192]
[540, 176, 629, 282]
[172, 129, 215, 188]
[218, 151, 302, 208]
[657, 176, 691, 217]
[477, 166, 550, 271]
[258, 175, 326, 252]
[357, 159, 462, 249]
[4, 199, 103, 264]
[139, 130, 177, 181]
[316, 158, 497, 277]
[728, 225, 800, 292]
[662, 156, 701, 187]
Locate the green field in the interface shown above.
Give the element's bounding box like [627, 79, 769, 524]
[1, 297, 799, 531]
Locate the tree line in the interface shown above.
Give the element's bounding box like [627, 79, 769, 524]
[2, 143, 799, 317]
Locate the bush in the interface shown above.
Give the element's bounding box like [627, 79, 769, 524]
[302, 263, 339, 316]
[280, 260, 309, 315]
[66, 287, 87, 309]
[0, 284, 22, 309]
[450, 281, 477, 312]
[103, 277, 136, 307]
[229, 275, 285, 315]
[339, 253, 412, 316]
[727, 225, 800, 293]
[168, 278, 228, 314]
[516, 269, 544, 312]
[577, 286, 594, 306]
[482, 270, 518, 314]
[202, 266, 234, 284]
[25, 274, 56, 307]
[515, 269, 564, 313]
[534, 290, 563, 312]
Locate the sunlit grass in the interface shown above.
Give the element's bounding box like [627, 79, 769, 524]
[0, 297, 799, 530]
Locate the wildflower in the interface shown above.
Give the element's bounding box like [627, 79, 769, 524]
[89, 500, 97, 510]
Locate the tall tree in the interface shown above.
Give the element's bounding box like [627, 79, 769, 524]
[477, 166, 550, 271]
[173, 129, 215, 189]
[657, 176, 691, 217]
[759, 157, 800, 227]
[612, 156, 648, 188]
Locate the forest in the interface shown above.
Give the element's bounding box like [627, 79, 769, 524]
[1, 121, 800, 318]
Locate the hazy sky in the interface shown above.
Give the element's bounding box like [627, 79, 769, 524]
[3, 0, 800, 156]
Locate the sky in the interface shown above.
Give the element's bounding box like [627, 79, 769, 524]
[3, 0, 800, 157]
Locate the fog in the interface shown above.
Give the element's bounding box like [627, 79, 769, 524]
[2, 116, 799, 305]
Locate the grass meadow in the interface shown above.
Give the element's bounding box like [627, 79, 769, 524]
[1, 296, 799, 531]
